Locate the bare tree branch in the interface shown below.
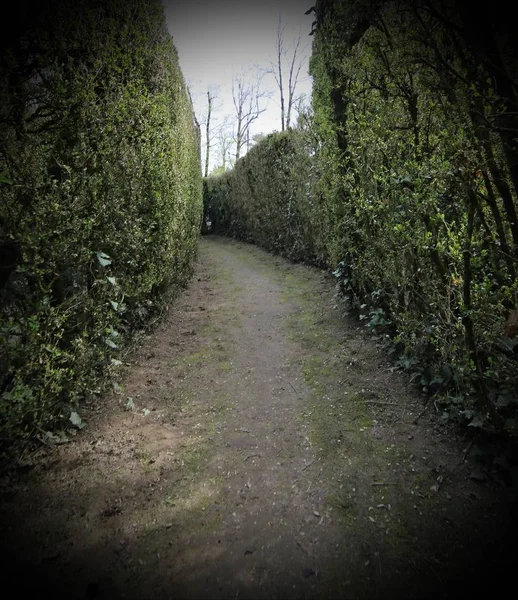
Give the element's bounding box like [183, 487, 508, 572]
[267, 18, 308, 131]
[231, 69, 269, 161]
[273, 16, 286, 130]
[195, 85, 221, 176]
[286, 32, 305, 128]
[216, 114, 234, 171]
[204, 88, 218, 177]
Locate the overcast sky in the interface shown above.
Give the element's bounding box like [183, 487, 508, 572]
[162, 0, 314, 171]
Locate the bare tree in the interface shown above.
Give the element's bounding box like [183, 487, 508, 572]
[271, 16, 287, 131]
[269, 17, 307, 131]
[216, 115, 234, 172]
[231, 69, 268, 161]
[201, 86, 220, 177]
[285, 34, 304, 129]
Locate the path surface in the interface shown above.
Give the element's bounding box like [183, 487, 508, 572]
[1, 237, 516, 599]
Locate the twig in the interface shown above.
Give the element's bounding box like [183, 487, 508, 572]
[244, 454, 260, 461]
[412, 399, 430, 425]
[301, 458, 315, 471]
[371, 482, 398, 486]
[288, 381, 297, 393]
[364, 400, 401, 406]
[295, 538, 311, 555]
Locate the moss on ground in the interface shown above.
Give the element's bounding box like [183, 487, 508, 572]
[228, 241, 442, 567]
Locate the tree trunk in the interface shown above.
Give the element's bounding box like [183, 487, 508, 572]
[278, 35, 285, 131]
[204, 91, 212, 178]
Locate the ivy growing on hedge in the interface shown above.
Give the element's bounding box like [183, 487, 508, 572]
[0, 0, 202, 439]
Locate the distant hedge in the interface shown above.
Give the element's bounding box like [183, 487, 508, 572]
[205, 129, 325, 263]
[0, 0, 202, 439]
[205, 0, 518, 431]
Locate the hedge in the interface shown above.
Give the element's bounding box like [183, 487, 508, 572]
[0, 0, 202, 439]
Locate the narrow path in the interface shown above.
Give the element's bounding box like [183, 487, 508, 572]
[1, 237, 516, 599]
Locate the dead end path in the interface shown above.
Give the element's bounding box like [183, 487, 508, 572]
[1, 236, 517, 599]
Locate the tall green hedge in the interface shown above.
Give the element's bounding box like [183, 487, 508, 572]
[205, 0, 518, 429]
[0, 0, 202, 438]
[205, 129, 325, 263]
[310, 0, 518, 427]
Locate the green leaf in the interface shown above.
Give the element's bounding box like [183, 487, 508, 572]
[125, 397, 135, 411]
[109, 300, 119, 311]
[107, 276, 117, 286]
[96, 251, 112, 267]
[45, 430, 69, 444]
[105, 338, 118, 349]
[70, 411, 85, 429]
[0, 169, 13, 185]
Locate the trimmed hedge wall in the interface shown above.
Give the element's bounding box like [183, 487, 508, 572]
[0, 0, 203, 438]
[205, 129, 325, 263]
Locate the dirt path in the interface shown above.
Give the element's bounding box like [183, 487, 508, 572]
[1, 237, 516, 599]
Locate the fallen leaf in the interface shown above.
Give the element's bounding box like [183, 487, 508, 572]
[70, 411, 85, 429]
[470, 469, 486, 482]
[45, 430, 69, 444]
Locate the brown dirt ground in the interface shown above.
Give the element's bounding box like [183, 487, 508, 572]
[1, 236, 517, 599]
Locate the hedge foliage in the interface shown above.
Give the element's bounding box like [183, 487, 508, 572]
[205, 0, 518, 430]
[204, 129, 325, 263]
[0, 0, 202, 439]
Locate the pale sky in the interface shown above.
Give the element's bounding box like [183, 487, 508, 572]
[162, 0, 314, 172]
